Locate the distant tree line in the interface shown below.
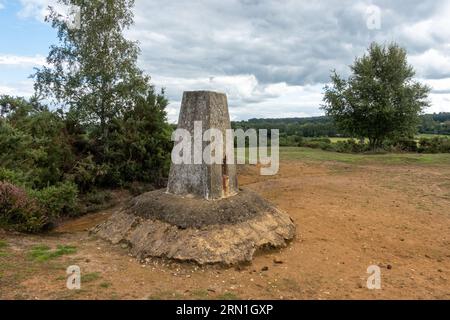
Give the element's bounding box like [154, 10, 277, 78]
[233, 112, 450, 139]
[419, 113, 450, 135]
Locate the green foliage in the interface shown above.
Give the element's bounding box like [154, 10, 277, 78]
[0, 168, 30, 187]
[33, 0, 152, 150]
[334, 139, 368, 153]
[323, 42, 431, 150]
[233, 116, 338, 138]
[0, 1, 172, 233]
[385, 137, 418, 152]
[31, 0, 172, 190]
[0, 96, 75, 189]
[419, 113, 450, 135]
[78, 190, 114, 214]
[418, 136, 450, 153]
[96, 88, 172, 187]
[29, 182, 79, 218]
[299, 138, 334, 151]
[233, 114, 449, 149]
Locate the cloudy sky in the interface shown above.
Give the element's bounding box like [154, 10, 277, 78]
[1, 0, 450, 122]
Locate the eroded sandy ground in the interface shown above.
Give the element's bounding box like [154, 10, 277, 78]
[1, 159, 449, 299]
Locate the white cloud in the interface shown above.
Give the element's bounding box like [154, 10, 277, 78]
[18, 0, 66, 21]
[0, 54, 46, 67]
[410, 49, 450, 79]
[422, 78, 450, 93]
[0, 80, 35, 97]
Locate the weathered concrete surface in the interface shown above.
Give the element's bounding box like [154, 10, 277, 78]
[92, 189, 296, 265]
[167, 91, 238, 200]
[124, 189, 273, 229]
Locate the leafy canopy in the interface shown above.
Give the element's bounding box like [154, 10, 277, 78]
[322, 42, 431, 149]
[33, 0, 149, 131]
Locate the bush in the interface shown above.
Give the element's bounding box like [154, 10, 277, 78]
[334, 139, 367, 153]
[418, 137, 450, 153]
[0, 168, 30, 187]
[300, 137, 333, 150]
[29, 181, 79, 218]
[386, 137, 418, 152]
[78, 189, 114, 215]
[0, 182, 47, 233]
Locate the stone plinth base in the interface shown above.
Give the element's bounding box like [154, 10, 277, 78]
[92, 189, 296, 265]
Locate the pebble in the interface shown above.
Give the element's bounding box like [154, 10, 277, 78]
[273, 259, 283, 264]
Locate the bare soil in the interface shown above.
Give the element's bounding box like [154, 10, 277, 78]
[1, 159, 449, 300]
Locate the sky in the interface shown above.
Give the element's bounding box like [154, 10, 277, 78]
[0, 0, 450, 122]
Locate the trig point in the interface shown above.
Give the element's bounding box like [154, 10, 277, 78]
[93, 90, 295, 265]
[167, 91, 238, 199]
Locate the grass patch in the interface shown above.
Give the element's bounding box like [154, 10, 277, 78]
[190, 289, 210, 299]
[28, 244, 77, 262]
[216, 292, 241, 300]
[0, 241, 8, 257]
[279, 147, 450, 166]
[0, 240, 7, 249]
[99, 282, 111, 289]
[82, 272, 101, 283]
[279, 277, 302, 292]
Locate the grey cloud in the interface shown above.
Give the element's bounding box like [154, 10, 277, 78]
[126, 0, 450, 117]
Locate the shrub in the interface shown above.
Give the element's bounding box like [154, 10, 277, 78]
[30, 181, 79, 218]
[334, 139, 367, 153]
[418, 137, 450, 153]
[386, 137, 418, 152]
[300, 137, 333, 150]
[0, 182, 47, 233]
[78, 189, 114, 215]
[0, 168, 30, 187]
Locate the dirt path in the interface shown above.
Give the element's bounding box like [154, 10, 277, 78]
[1, 160, 449, 299]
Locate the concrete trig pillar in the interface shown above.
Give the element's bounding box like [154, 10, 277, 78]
[167, 91, 239, 199]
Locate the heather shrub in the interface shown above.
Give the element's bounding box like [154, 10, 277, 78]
[0, 182, 47, 233]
